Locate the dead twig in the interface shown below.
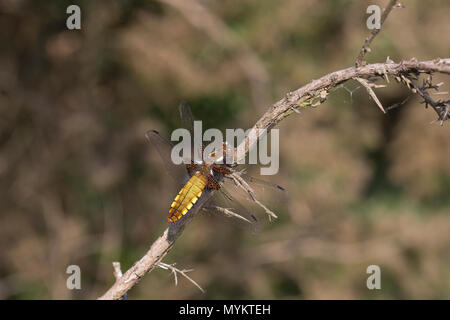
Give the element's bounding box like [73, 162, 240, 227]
[157, 262, 205, 293]
[355, 0, 400, 67]
[111, 262, 127, 300]
[112, 262, 123, 281]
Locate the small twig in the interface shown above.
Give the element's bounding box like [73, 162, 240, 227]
[355, 0, 400, 67]
[386, 95, 411, 111]
[158, 262, 205, 293]
[432, 91, 449, 96]
[112, 262, 123, 280]
[111, 262, 127, 300]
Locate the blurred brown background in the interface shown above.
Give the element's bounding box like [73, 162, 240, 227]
[0, 0, 449, 299]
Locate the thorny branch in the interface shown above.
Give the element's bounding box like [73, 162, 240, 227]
[401, 74, 450, 125]
[98, 2, 450, 300]
[233, 57, 450, 163]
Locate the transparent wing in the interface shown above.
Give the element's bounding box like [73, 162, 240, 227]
[239, 172, 287, 194]
[221, 171, 288, 222]
[179, 101, 203, 162]
[145, 129, 189, 184]
[179, 101, 195, 136]
[178, 101, 212, 162]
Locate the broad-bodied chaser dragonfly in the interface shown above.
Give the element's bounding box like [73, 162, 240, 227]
[146, 102, 286, 234]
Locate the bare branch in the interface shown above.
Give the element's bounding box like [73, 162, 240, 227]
[234, 58, 450, 163]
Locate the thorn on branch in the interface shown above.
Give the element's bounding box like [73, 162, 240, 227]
[354, 77, 386, 113]
[290, 106, 301, 114]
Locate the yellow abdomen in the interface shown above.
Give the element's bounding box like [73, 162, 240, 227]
[168, 172, 207, 223]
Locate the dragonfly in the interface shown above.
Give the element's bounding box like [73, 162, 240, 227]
[146, 102, 286, 234]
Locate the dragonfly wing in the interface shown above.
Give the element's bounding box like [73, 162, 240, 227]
[179, 101, 205, 162]
[179, 101, 195, 136]
[221, 171, 288, 221]
[178, 101, 215, 161]
[238, 172, 288, 201]
[145, 129, 189, 184]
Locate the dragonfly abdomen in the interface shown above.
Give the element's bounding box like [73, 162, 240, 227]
[168, 172, 207, 223]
